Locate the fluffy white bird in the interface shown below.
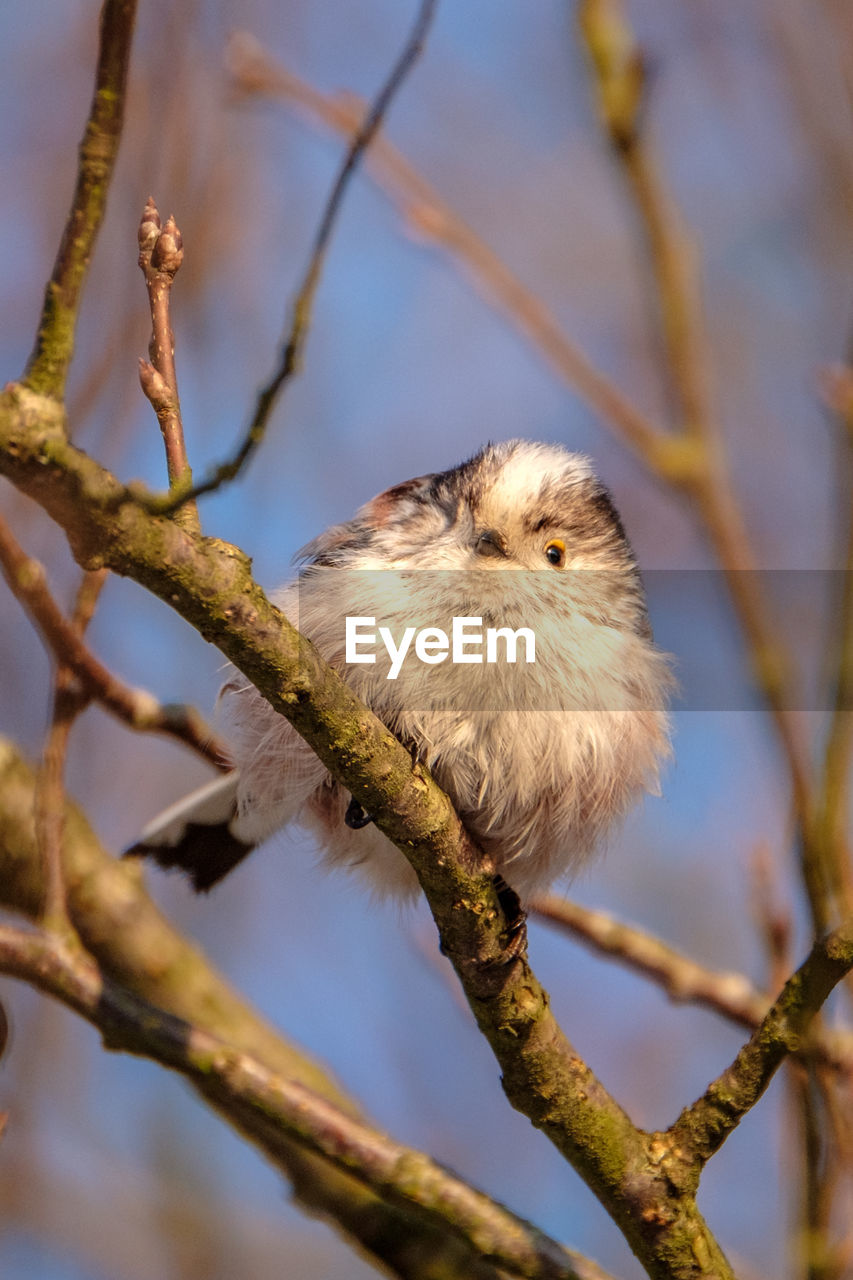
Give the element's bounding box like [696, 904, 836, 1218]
[128, 441, 673, 901]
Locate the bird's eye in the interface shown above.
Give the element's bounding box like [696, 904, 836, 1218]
[544, 538, 566, 567]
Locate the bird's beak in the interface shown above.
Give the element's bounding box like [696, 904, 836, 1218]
[475, 529, 509, 559]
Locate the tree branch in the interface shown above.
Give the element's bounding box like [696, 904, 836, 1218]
[138, 0, 439, 516]
[535, 894, 769, 1029]
[0, 920, 605, 1280]
[0, 513, 229, 770]
[1, 736, 602, 1280]
[577, 0, 824, 944]
[23, 0, 138, 401]
[534, 894, 853, 1074]
[225, 31, 674, 480]
[137, 198, 199, 535]
[34, 567, 106, 933]
[669, 919, 853, 1168]
[817, 363, 853, 922]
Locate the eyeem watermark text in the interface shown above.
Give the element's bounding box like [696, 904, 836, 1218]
[345, 616, 536, 680]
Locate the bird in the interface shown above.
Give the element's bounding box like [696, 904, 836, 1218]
[127, 440, 673, 903]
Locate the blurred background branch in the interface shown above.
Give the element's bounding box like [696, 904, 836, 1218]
[0, 514, 229, 768]
[0, 919, 599, 1280]
[0, 736, 605, 1280]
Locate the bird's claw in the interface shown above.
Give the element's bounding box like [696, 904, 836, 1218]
[345, 797, 375, 829]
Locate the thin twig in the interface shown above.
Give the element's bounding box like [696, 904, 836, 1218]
[577, 0, 820, 934]
[749, 842, 793, 999]
[800, 1064, 853, 1280]
[35, 570, 105, 928]
[750, 844, 842, 1276]
[751, 839, 853, 1278]
[535, 894, 770, 1029]
[23, 0, 138, 400]
[72, 565, 108, 633]
[818, 364, 853, 922]
[534, 893, 853, 1074]
[34, 568, 107, 932]
[789, 1069, 838, 1280]
[669, 918, 853, 1168]
[0, 515, 229, 770]
[0, 922, 609, 1280]
[696, 484, 819, 919]
[137, 198, 200, 535]
[34, 712, 75, 933]
[139, 0, 439, 516]
[225, 30, 673, 478]
[578, 0, 709, 441]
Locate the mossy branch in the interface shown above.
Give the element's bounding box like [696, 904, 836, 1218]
[670, 919, 853, 1167]
[23, 0, 138, 401]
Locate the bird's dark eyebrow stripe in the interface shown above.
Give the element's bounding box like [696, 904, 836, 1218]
[526, 512, 561, 534]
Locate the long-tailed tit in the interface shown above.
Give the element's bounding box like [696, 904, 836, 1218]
[129, 440, 673, 901]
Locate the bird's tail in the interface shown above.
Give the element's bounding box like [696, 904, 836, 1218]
[124, 772, 255, 892]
